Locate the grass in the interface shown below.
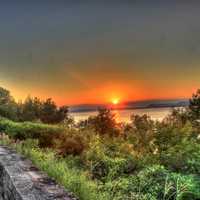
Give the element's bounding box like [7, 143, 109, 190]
[0, 118, 64, 146]
[0, 116, 200, 200]
[0, 137, 110, 200]
[1, 136, 200, 200]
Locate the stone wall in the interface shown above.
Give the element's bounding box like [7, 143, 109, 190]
[0, 146, 76, 200]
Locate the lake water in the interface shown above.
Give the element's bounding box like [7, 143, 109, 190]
[70, 107, 173, 123]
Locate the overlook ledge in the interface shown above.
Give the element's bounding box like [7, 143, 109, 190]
[0, 146, 76, 200]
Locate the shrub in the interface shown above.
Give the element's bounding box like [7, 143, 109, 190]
[102, 165, 200, 200]
[83, 135, 140, 181]
[125, 114, 156, 154]
[0, 118, 63, 147]
[159, 139, 200, 174]
[8, 138, 111, 200]
[55, 130, 86, 156]
[155, 121, 193, 153]
[85, 108, 120, 136]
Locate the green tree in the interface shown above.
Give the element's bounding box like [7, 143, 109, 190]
[40, 98, 58, 124]
[189, 89, 200, 120]
[0, 87, 12, 105]
[155, 121, 193, 153]
[164, 108, 190, 128]
[87, 108, 120, 136]
[127, 114, 155, 153]
[0, 87, 18, 120]
[19, 96, 42, 122]
[40, 98, 68, 124]
[57, 105, 69, 123]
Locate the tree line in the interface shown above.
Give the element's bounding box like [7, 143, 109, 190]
[1, 85, 200, 129]
[0, 87, 69, 124]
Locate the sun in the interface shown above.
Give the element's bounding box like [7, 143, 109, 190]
[112, 98, 120, 105]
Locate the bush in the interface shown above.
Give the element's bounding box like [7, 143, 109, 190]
[83, 135, 140, 181]
[102, 165, 200, 200]
[6, 138, 111, 200]
[159, 139, 200, 174]
[155, 121, 193, 153]
[55, 130, 86, 156]
[85, 108, 120, 136]
[0, 118, 63, 147]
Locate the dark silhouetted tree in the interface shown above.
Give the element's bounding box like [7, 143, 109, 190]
[87, 108, 120, 136]
[19, 96, 42, 122]
[164, 108, 189, 127]
[189, 89, 200, 120]
[0, 87, 18, 120]
[40, 98, 68, 124]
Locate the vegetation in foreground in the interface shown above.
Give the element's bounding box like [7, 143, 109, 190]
[1, 87, 200, 200]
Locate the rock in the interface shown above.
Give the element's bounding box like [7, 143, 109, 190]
[0, 146, 77, 200]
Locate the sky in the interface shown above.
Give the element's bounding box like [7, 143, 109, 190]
[0, 1, 200, 105]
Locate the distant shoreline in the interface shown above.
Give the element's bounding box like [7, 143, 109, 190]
[69, 102, 188, 113]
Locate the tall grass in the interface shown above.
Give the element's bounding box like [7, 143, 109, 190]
[0, 117, 200, 200]
[0, 118, 63, 146]
[0, 137, 110, 200]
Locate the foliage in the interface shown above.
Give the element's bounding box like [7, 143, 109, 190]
[154, 121, 193, 153]
[0, 118, 63, 147]
[0, 87, 18, 120]
[100, 165, 200, 200]
[0, 87, 69, 124]
[164, 108, 190, 127]
[125, 114, 155, 154]
[189, 89, 200, 120]
[54, 130, 86, 156]
[0, 138, 110, 200]
[82, 108, 120, 136]
[18, 96, 42, 122]
[40, 98, 69, 124]
[159, 139, 200, 174]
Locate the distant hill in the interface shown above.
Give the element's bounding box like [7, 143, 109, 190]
[69, 99, 189, 113]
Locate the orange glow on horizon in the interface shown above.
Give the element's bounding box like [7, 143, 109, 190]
[3, 82, 197, 106]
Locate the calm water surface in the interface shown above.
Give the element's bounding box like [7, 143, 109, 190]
[70, 107, 173, 123]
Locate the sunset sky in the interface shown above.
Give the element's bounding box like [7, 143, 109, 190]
[0, 1, 200, 105]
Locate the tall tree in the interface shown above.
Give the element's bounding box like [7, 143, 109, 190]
[189, 89, 200, 120]
[40, 98, 69, 124]
[19, 96, 42, 122]
[87, 108, 119, 136]
[0, 87, 18, 120]
[129, 114, 155, 153]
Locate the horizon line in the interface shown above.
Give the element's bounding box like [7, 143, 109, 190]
[69, 97, 189, 107]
